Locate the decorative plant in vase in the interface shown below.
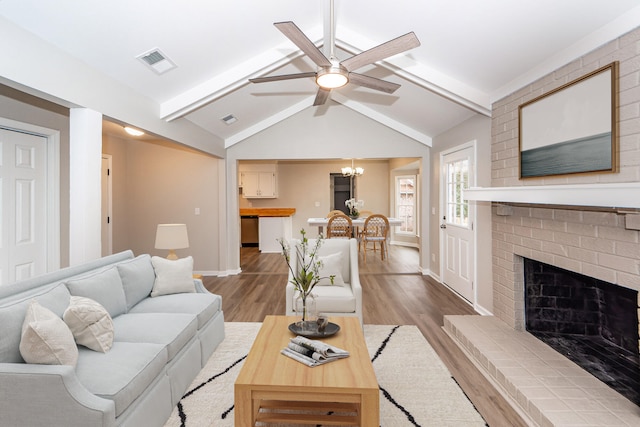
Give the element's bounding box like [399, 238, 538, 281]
[278, 229, 335, 324]
[345, 198, 364, 218]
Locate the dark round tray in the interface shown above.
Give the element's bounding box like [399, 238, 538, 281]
[288, 321, 340, 338]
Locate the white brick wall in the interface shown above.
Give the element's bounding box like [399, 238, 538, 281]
[490, 25, 640, 345]
[492, 26, 640, 188]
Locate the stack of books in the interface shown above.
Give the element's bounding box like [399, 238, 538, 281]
[281, 336, 350, 367]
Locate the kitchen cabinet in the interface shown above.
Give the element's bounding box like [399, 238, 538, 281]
[259, 216, 292, 253]
[240, 172, 277, 198]
[239, 208, 296, 253]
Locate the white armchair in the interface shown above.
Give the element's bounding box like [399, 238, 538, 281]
[285, 238, 363, 326]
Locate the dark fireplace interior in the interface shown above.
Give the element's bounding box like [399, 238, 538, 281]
[524, 258, 640, 406]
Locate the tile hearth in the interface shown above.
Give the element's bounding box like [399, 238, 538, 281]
[444, 315, 640, 427]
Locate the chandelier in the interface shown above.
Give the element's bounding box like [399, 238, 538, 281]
[342, 159, 364, 177]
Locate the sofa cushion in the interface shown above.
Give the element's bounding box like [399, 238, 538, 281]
[19, 300, 78, 366]
[116, 254, 156, 311]
[0, 283, 71, 363]
[312, 284, 356, 313]
[150, 256, 196, 297]
[65, 267, 127, 318]
[112, 313, 197, 360]
[128, 292, 221, 329]
[75, 342, 167, 417]
[63, 296, 114, 353]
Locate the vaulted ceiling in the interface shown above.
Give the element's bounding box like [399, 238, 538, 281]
[1, 0, 639, 153]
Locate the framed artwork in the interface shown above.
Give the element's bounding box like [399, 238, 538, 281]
[518, 62, 618, 179]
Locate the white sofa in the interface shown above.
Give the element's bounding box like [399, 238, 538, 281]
[0, 250, 225, 427]
[285, 238, 362, 325]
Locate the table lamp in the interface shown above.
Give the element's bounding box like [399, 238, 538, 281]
[155, 224, 189, 260]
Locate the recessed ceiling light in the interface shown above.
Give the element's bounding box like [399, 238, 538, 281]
[221, 114, 237, 125]
[124, 126, 144, 136]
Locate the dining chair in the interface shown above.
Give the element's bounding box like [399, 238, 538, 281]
[326, 213, 353, 239]
[359, 214, 390, 263]
[326, 210, 345, 218]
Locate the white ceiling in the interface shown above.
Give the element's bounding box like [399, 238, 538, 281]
[1, 0, 639, 150]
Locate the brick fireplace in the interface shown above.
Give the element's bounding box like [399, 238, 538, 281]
[445, 25, 640, 426]
[445, 204, 640, 426]
[492, 204, 640, 336]
[524, 256, 639, 406]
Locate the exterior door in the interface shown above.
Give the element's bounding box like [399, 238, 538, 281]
[0, 127, 48, 285]
[440, 145, 475, 302]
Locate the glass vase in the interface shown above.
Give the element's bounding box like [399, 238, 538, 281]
[293, 292, 316, 331]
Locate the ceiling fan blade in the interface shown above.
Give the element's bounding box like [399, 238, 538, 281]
[348, 73, 401, 94]
[249, 72, 316, 84]
[313, 88, 331, 106]
[340, 32, 420, 72]
[274, 21, 332, 68]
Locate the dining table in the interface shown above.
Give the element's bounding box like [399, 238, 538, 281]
[307, 216, 402, 236]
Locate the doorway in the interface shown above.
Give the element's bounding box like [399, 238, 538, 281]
[330, 173, 354, 215]
[440, 143, 476, 303]
[101, 155, 113, 256]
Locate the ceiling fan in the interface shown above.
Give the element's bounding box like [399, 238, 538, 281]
[249, 0, 420, 106]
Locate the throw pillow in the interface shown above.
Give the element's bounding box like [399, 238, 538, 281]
[150, 256, 196, 297]
[117, 254, 156, 311]
[65, 267, 128, 318]
[19, 300, 78, 366]
[315, 253, 345, 286]
[63, 296, 114, 353]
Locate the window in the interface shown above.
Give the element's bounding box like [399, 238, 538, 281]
[395, 175, 416, 235]
[446, 159, 469, 227]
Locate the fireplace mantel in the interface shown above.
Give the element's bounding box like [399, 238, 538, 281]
[464, 182, 640, 209]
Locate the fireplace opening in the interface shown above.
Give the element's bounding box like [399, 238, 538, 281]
[524, 258, 640, 406]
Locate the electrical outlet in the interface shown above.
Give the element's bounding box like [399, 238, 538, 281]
[315, 201, 320, 207]
[431, 253, 436, 262]
[432, 207, 436, 215]
[195, 207, 200, 215]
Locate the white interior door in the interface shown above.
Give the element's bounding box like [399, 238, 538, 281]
[0, 128, 48, 285]
[440, 144, 475, 302]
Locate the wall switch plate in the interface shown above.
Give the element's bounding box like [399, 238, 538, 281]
[195, 207, 200, 215]
[432, 207, 436, 215]
[315, 201, 320, 207]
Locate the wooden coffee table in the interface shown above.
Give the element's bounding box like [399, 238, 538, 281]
[234, 315, 379, 426]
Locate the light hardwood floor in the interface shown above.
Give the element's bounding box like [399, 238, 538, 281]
[203, 244, 527, 427]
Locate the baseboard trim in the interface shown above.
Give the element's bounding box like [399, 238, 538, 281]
[193, 269, 241, 277]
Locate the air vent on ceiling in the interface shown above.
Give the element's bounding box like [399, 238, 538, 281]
[136, 48, 176, 75]
[221, 114, 238, 125]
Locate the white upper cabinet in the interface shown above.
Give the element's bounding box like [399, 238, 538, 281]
[240, 172, 277, 198]
[239, 163, 278, 198]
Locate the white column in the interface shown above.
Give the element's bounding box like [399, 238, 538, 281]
[69, 108, 102, 265]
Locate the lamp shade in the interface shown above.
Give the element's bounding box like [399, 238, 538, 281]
[155, 224, 189, 259]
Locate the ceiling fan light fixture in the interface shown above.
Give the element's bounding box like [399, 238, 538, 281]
[316, 67, 349, 89]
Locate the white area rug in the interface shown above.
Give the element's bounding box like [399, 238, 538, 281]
[164, 322, 487, 427]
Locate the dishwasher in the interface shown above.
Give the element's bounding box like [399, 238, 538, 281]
[240, 216, 259, 247]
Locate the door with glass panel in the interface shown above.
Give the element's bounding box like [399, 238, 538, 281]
[440, 145, 475, 302]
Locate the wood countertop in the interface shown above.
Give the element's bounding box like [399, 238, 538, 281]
[240, 208, 296, 217]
